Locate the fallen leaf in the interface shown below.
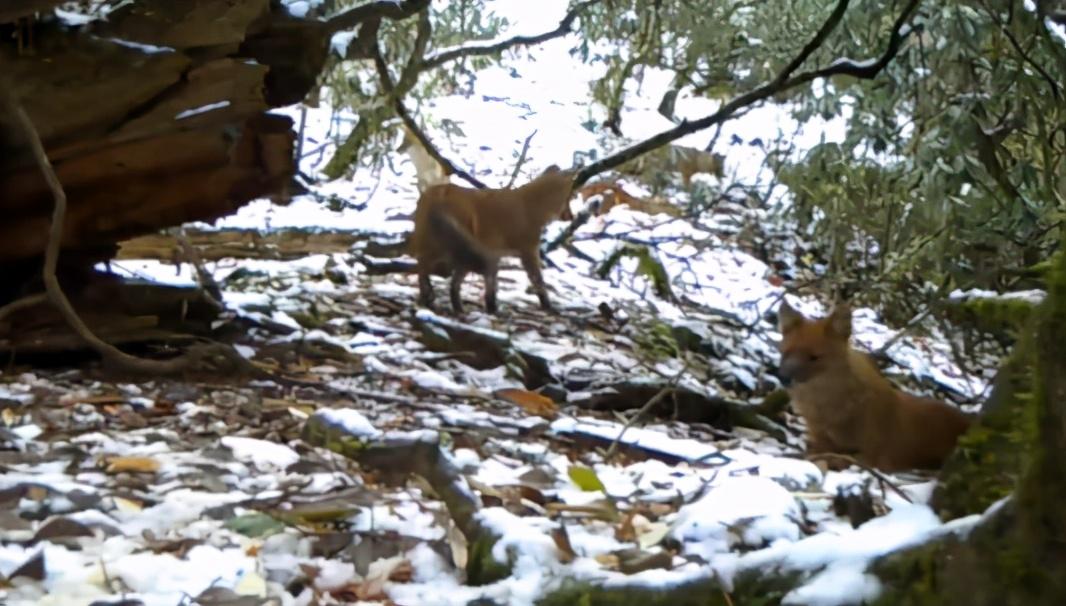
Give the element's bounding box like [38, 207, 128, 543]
[550, 525, 577, 564]
[594, 552, 620, 569]
[637, 522, 671, 550]
[112, 497, 143, 513]
[494, 388, 558, 419]
[31, 517, 94, 545]
[104, 456, 160, 474]
[568, 465, 606, 492]
[447, 520, 468, 570]
[191, 586, 269, 606]
[223, 513, 286, 538]
[9, 550, 45, 581]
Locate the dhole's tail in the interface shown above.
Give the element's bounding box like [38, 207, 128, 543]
[427, 208, 494, 274]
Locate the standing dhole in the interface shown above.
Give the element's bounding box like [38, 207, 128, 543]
[776, 300, 972, 472]
[410, 166, 574, 314]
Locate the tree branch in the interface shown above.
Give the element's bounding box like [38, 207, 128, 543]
[323, 0, 431, 35]
[371, 40, 488, 189]
[545, 0, 921, 251]
[506, 129, 538, 188]
[420, 0, 604, 70]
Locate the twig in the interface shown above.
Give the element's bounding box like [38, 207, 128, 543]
[506, 129, 538, 188]
[420, 0, 605, 70]
[604, 363, 689, 461]
[324, 0, 431, 35]
[803, 453, 914, 503]
[981, 0, 1060, 100]
[371, 40, 488, 189]
[0, 293, 47, 328]
[546, 0, 921, 251]
[175, 231, 224, 305]
[873, 306, 933, 358]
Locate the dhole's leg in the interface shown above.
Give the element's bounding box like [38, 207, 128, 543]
[417, 264, 435, 310]
[449, 269, 468, 314]
[520, 251, 554, 312]
[483, 269, 499, 314]
[805, 432, 852, 470]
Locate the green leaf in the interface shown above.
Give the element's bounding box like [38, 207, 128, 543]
[568, 465, 606, 493]
[224, 513, 286, 538]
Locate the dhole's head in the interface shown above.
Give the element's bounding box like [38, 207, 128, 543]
[537, 165, 576, 221]
[776, 300, 853, 387]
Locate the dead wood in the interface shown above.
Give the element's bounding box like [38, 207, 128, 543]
[302, 411, 511, 584]
[412, 312, 554, 388]
[569, 380, 787, 441]
[0, 80, 259, 377]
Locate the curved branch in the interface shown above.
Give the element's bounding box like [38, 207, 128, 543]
[420, 0, 604, 70]
[324, 0, 431, 35]
[372, 40, 488, 189]
[0, 82, 251, 376]
[545, 0, 921, 251]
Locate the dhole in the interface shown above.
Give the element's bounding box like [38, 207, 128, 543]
[619, 144, 725, 189]
[777, 301, 972, 472]
[577, 181, 681, 217]
[410, 165, 575, 314]
[398, 124, 451, 192]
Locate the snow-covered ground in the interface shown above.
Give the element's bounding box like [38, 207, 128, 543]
[0, 1, 1006, 605]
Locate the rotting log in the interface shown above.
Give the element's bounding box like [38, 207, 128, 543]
[0, 8, 302, 282]
[301, 411, 511, 585]
[412, 311, 556, 388]
[0, 0, 423, 303]
[570, 380, 788, 441]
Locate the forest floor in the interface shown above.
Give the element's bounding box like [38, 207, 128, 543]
[0, 3, 1007, 604]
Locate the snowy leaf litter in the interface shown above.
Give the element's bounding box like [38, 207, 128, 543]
[2, 1, 1016, 604]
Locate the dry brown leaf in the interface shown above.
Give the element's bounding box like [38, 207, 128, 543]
[550, 525, 577, 564]
[62, 394, 126, 406]
[616, 512, 638, 543]
[494, 388, 558, 419]
[388, 559, 413, 583]
[104, 456, 160, 474]
[594, 553, 620, 569]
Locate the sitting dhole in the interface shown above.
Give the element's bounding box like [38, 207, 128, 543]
[777, 301, 972, 472]
[410, 165, 575, 314]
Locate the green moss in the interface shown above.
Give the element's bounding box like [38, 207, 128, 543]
[932, 332, 1038, 519]
[289, 310, 325, 330]
[945, 295, 1035, 339]
[875, 253, 1066, 605]
[466, 534, 511, 586]
[536, 569, 802, 606]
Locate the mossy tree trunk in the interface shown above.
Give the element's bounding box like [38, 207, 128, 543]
[534, 251, 1066, 606]
[871, 249, 1066, 605]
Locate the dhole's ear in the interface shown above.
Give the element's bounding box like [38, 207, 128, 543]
[777, 299, 804, 333]
[827, 304, 853, 339]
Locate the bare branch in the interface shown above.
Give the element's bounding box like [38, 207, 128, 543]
[324, 0, 431, 35]
[371, 41, 488, 189]
[0, 293, 47, 329]
[546, 0, 922, 251]
[774, 0, 852, 85]
[421, 0, 604, 70]
[506, 129, 538, 188]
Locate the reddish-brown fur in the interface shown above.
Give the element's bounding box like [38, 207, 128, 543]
[410, 166, 574, 314]
[777, 301, 973, 472]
